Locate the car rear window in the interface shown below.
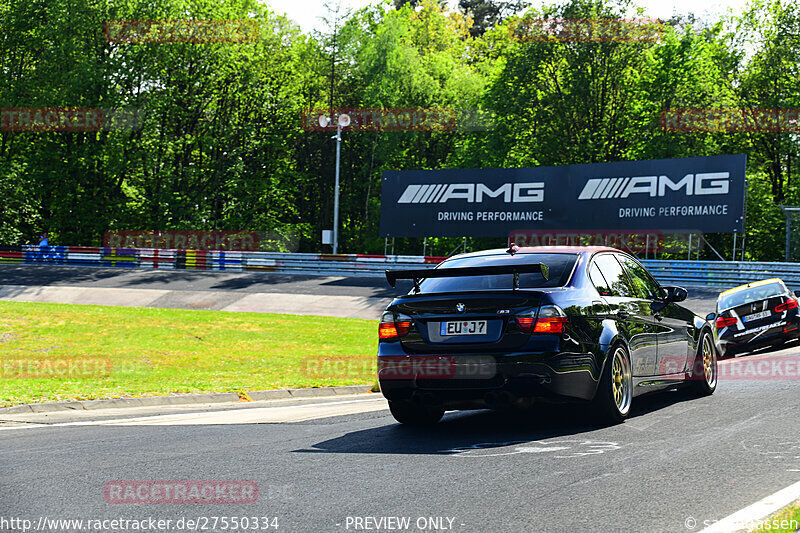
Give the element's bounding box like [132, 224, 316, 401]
[718, 281, 786, 311]
[417, 253, 578, 293]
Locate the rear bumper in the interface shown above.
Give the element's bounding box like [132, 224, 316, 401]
[377, 351, 603, 408]
[717, 321, 800, 356]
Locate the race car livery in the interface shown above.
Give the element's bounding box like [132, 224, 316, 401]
[710, 278, 800, 357]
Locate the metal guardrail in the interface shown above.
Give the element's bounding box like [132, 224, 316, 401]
[0, 246, 446, 276]
[641, 260, 800, 290]
[1, 245, 799, 290]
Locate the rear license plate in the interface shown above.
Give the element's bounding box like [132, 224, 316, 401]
[440, 320, 487, 336]
[743, 310, 770, 323]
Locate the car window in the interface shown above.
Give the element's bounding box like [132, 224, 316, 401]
[616, 254, 662, 300]
[417, 253, 578, 293]
[591, 254, 634, 298]
[718, 281, 786, 310]
[588, 262, 612, 296]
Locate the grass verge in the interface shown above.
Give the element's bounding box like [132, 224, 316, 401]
[754, 499, 800, 532]
[0, 301, 378, 407]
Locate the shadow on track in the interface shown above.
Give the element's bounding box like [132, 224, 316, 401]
[209, 273, 411, 297]
[0, 264, 411, 298]
[296, 387, 702, 456]
[0, 265, 130, 285]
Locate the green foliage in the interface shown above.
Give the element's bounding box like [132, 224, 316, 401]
[744, 172, 785, 261]
[0, 0, 798, 260]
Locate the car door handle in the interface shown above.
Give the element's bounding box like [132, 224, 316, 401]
[654, 312, 663, 321]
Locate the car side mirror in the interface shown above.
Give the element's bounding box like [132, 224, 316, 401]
[663, 286, 688, 303]
[706, 312, 716, 321]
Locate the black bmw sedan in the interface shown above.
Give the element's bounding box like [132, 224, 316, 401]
[378, 246, 717, 425]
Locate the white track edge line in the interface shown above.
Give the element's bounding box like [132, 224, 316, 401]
[698, 479, 800, 532]
[0, 397, 386, 431]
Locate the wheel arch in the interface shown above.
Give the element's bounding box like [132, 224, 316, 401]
[594, 319, 628, 391]
[693, 317, 716, 357]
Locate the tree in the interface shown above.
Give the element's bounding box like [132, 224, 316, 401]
[459, 0, 526, 37]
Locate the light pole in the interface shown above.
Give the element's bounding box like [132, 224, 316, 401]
[780, 205, 800, 262]
[318, 113, 350, 254]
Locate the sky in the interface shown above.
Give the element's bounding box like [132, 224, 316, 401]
[265, 0, 751, 34]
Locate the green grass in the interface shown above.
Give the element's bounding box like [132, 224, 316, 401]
[0, 301, 378, 407]
[756, 500, 800, 533]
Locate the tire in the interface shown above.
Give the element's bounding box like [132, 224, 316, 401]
[388, 401, 444, 426]
[591, 344, 633, 425]
[688, 330, 717, 396]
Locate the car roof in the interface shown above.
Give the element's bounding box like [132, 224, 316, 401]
[718, 278, 784, 298]
[514, 245, 622, 254]
[446, 246, 623, 261]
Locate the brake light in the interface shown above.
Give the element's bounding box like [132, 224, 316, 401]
[715, 316, 737, 328]
[515, 305, 569, 334]
[515, 317, 536, 332]
[775, 298, 798, 313]
[379, 312, 412, 340]
[534, 317, 569, 333]
[379, 323, 399, 339]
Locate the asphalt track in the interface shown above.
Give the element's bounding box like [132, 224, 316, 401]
[0, 264, 719, 319]
[0, 265, 418, 320]
[2, 266, 798, 532]
[1, 358, 800, 533]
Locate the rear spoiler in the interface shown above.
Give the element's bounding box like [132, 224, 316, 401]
[385, 263, 549, 292]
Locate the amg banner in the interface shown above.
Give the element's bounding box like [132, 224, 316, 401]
[379, 154, 746, 237]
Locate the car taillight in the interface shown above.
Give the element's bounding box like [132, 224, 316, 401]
[775, 298, 798, 313]
[515, 317, 536, 332]
[379, 323, 398, 338]
[534, 317, 569, 333]
[715, 316, 737, 328]
[515, 305, 569, 334]
[379, 312, 412, 340]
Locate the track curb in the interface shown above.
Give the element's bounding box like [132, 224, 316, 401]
[0, 385, 375, 414]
